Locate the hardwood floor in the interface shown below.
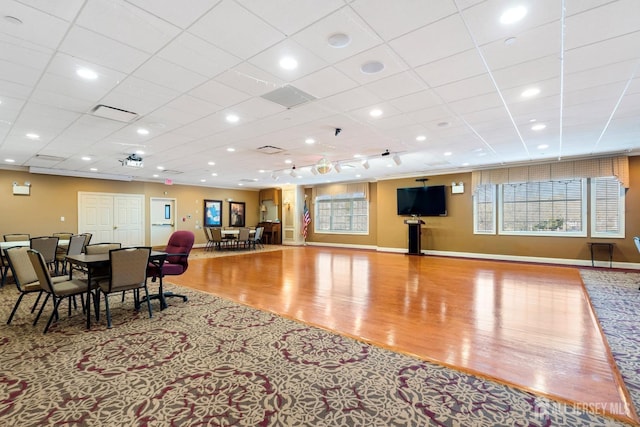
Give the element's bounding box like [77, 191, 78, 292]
[170, 246, 637, 423]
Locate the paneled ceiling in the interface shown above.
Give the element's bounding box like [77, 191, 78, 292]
[1, 0, 639, 188]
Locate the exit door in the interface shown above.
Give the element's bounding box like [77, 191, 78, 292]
[150, 198, 176, 246]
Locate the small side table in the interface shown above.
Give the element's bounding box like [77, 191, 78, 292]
[588, 242, 614, 268]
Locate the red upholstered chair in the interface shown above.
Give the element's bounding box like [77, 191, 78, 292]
[147, 230, 195, 310]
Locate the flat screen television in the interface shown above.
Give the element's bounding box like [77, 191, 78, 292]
[396, 185, 447, 216]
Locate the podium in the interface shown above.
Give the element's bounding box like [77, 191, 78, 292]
[404, 219, 425, 255]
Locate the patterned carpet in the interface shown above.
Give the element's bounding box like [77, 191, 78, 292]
[0, 269, 637, 426]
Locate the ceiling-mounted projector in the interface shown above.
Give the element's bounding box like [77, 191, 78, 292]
[122, 153, 143, 168]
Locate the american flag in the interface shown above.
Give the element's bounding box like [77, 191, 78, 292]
[302, 201, 311, 239]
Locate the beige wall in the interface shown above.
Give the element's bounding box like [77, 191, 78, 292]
[304, 157, 640, 264]
[4, 156, 640, 264]
[0, 170, 260, 246]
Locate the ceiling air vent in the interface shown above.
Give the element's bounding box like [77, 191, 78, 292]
[92, 104, 138, 123]
[161, 169, 183, 175]
[34, 154, 66, 162]
[256, 145, 284, 155]
[261, 85, 316, 108]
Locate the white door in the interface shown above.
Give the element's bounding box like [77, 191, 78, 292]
[113, 195, 144, 246]
[78, 192, 144, 246]
[150, 198, 176, 246]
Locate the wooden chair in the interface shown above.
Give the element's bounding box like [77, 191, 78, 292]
[95, 247, 153, 328]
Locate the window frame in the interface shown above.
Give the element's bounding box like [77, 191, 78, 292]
[473, 184, 497, 235]
[497, 179, 587, 237]
[314, 195, 369, 235]
[590, 177, 625, 238]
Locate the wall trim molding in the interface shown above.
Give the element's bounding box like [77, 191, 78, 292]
[306, 242, 640, 270]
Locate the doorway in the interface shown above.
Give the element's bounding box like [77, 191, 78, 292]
[150, 198, 176, 247]
[78, 192, 144, 246]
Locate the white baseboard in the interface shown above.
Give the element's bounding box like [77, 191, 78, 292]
[306, 243, 640, 270]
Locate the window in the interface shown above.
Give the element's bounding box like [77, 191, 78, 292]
[473, 184, 496, 234]
[499, 179, 586, 237]
[315, 194, 368, 234]
[591, 177, 625, 238]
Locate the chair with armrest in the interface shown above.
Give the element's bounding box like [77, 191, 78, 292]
[146, 230, 194, 309]
[27, 249, 90, 333]
[94, 247, 153, 328]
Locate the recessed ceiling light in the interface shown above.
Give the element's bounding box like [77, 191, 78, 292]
[208, 161, 215, 166]
[81, 156, 91, 161]
[537, 144, 549, 150]
[258, 169, 265, 173]
[5, 158, 15, 163]
[76, 68, 98, 80]
[521, 88, 540, 97]
[462, 162, 470, 166]
[153, 174, 159, 178]
[416, 135, 426, 141]
[444, 152, 452, 156]
[226, 114, 239, 123]
[355, 174, 361, 178]
[328, 33, 351, 48]
[157, 166, 165, 170]
[238, 183, 244, 186]
[305, 138, 315, 144]
[25, 133, 39, 140]
[200, 179, 206, 183]
[137, 128, 149, 135]
[211, 173, 218, 177]
[285, 159, 292, 164]
[279, 56, 298, 70]
[369, 109, 383, 117]
[360, 61, 385, 75]
[90, 168, 98, 172]
[500, 6, 527, 24]
[227, 147, 235, 152]
[136, 150, 145, 155]
[531, 123, 547, 131]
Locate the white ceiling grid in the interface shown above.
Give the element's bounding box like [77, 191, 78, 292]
[0, 0, 638, 188]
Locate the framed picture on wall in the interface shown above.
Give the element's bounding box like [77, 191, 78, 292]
[229, 201, 245, 227]
[204, 199, 222, 227]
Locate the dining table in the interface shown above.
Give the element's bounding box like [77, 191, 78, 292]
[65, 250, 167, 329]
